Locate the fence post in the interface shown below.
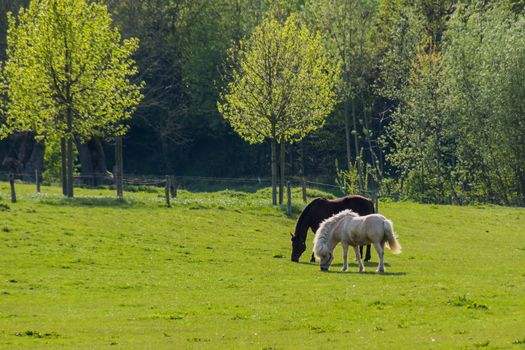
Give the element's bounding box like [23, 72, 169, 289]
[165, 176, 171, 207]
[286, 181, 292, 215]
[372, 193, 379, 213]
[301, 178, 307, 203]
[35, 169, 41, 193]
[9, 173, 16, 203]
[170, 176, 177, 198]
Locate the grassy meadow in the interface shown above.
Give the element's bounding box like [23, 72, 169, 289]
[1, 182, 525, 349]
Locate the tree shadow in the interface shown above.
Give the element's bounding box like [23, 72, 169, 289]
[37, 196, 147, 208]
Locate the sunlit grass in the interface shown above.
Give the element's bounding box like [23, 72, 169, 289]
[1, 182, 524, 349]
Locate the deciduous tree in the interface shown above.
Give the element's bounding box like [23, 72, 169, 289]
[218, 14, 339, 205]
[1, 0, 143, 196]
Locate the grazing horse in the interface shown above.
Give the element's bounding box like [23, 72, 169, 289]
[313, 210, 401, 273]
[290, 195, 375, 262]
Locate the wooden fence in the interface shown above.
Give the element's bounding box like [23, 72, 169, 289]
[0, 171, 378, 211]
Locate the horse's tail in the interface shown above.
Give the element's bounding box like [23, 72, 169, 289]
[383, 219, 401, 254]
[293, 198, 320, 242]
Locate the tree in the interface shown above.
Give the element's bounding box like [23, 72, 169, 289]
[303, 0, 381, 192]
[441, 1, 525, 204]
[107, 0, 188, 174]
[218, 14, 339, 205]
[383, 0, 525, 205]
[105, 0, 267, 176]
[1, 0, 143, 197]
[387, 44, 456, 203]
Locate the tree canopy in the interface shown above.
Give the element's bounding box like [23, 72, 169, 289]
[1, 0, 524, 206]
[218, 14, 339, 204]
[1, 0, 143, 196]
[1, 0, 143, 141]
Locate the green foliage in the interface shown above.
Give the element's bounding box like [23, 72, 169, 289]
[303, 0, 384, 186]
[42, 138, 61, 180]
[378, 177, 401, 200]
[2, 0, 525, 206]
[382, 1, 525, 205]
[1, 0, 144, 142]
[303, 0, 377, 100]
[218, 14, 340, 145]
[335, 159, 359, 195]
[440, 1, 525, 205]
[375, 0, 425, 100]
[335, 151, 380, 195]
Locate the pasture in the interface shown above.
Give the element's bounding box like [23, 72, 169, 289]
[1, 182, 524, 349]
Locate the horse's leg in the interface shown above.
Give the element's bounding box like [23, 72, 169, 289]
[310, 226, 318, 263]
[374, 242, 385, 273]
[341, 242, 349, 272]
[353, 246, 364, 273]
[364, 244, 372, 262]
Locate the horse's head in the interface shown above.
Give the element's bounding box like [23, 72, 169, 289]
[318, 251, 333, 272]
[290, 234, 306, 262]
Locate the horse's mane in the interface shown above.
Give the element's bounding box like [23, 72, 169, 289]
[313, 209, 358, 255]
[292, 197, 323, 241]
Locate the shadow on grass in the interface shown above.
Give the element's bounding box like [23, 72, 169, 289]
[294, 261, 390, 268]
[294, 260, 406, 276]
[325, 270, 407, 276]
[36, 196, 147, 208]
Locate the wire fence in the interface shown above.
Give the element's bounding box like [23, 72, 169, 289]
[0, 170, 380, 213]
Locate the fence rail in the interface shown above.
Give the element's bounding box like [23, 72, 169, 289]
[1, 171, 380, 211]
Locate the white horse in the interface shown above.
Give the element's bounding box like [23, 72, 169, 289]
[313, 210, 401, 273]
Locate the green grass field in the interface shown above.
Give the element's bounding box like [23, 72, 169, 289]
[1, 182, 525, 349]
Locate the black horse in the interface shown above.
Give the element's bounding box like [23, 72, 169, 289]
[291, 195, 375, 262]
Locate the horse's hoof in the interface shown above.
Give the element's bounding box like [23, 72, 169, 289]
[377, 268, 385, 273]
[341, 267, 347, 272]
[358, 269, 365, 273]
[310, 258, 316, 263]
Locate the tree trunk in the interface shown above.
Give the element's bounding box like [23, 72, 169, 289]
[271, 139, 277, 205]
[352, 99, 362, 190]
[279, 138, 285, 205]
[66, 137, 74, 197]
[520, 173, 525, 207]
[61, 138, 67, 196]
[66, 109, 74, 198]
[300, 139, 305, 177]
[361, 92, 379, 177]
[344, 99, 352, 167]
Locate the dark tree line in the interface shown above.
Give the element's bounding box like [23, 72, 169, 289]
[1, 0, 524, 205]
